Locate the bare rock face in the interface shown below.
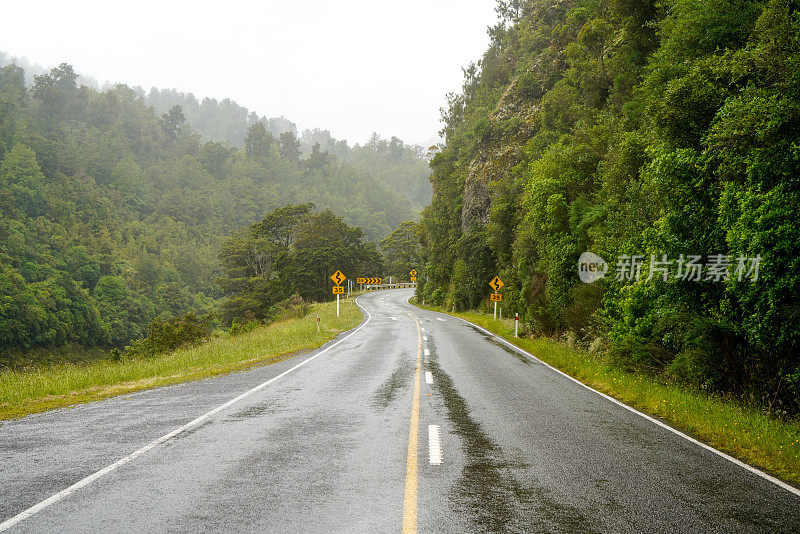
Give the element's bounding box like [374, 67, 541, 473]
[460, 75, 539, 232]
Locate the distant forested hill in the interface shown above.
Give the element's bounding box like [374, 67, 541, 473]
[0, 54, 433, 208]
[0, 62, 420, 356]
[144, 88, 433, 207]
[144, 87, 297, 149]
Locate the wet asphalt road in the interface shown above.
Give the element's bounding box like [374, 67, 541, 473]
[1, 289, 798, 533]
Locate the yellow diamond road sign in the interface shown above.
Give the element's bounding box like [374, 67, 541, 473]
[410, 269, 417, 277]
[331, 270, 346, 286]
[489, 276, 504, 292]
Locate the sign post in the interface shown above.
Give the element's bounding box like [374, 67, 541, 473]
[489, 276, 504, 321]
[331, 270, 347, 317]
[410, 269, 417, 283]
[515, 312, 519, 338]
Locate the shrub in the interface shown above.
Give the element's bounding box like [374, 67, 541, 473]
[229, 317, 261, 336]
[269, 293, 311, 323]
[127, 313, 211, 357]
[430, 288, 445, 306]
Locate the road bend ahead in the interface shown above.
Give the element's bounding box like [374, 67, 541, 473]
[1, 289, 798, 532]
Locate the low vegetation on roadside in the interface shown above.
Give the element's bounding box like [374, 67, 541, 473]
[413, 300, 800, 488]
[0, 297, 363, 420]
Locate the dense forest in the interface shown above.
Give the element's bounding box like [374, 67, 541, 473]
[418, 0, 800, 412]
[144, 88, 433, 207]
[0, 61, 424, 361]
[0, 54, 433, 208]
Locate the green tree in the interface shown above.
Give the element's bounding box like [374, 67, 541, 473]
[279, 131, 301, 160]
[380, 221, 421, 279]
[161, 105, 186, 140]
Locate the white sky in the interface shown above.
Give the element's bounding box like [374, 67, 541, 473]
[1, 0, 497, 146]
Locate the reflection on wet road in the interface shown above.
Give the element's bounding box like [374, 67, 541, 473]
[1, 289, 799, 533]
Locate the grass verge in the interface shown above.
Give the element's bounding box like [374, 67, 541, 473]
[0, 298, 363, 421]
[412, 300, 800, 488]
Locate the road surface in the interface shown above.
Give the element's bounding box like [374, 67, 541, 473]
[1, 289, 798, 532]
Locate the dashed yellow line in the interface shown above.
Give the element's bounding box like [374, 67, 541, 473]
[402, 314, 423, 533]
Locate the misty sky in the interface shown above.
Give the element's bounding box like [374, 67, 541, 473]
[1, 0, 498, 146]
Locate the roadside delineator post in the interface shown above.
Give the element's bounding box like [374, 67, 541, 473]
[515, 312, 519, 338]
[499, 308, 502, 321]
[317, 313, 320, 333]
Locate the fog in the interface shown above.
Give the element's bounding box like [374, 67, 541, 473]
[0, 0, 497, 145]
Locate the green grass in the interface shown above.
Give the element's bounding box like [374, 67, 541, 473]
[413, 301, 800, 488]
[0, 298, 363, 421]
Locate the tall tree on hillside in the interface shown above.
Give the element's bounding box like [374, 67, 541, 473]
[279, 131, 301, 160]
[0, 64, 27, 156]
[381, 221, 421, 278]
[161, 105, 186, 140]
[252, 203, 315, 248]
[244, 122, 274, 160]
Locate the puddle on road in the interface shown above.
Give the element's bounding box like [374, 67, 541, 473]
[226, 401, 279, 421]
[170, 419, 213, 442]
[430, 361, 599, 532]
[372, 353, 413, 409]
[464, 325, 535, 366]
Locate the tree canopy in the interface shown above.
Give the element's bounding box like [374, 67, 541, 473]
[418, 0, 800, 413]
[217, 204, 383, 324]
[0, 61, 420, 362]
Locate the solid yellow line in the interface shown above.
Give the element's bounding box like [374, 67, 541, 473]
[401, 314, 423, 533]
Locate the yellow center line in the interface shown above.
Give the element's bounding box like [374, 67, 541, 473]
[402, 314, 423, 533]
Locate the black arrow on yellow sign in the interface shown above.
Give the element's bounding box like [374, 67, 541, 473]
[489, 275, 504, 292]
[331, 270, 346, 286]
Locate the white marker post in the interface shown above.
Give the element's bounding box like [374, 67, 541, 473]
[499, 308, 502, 321]
[336, 294, 340, 317]
[493, 300, 497, 320]
[515, 312, 519, 338]
[317, 313, 320, 332]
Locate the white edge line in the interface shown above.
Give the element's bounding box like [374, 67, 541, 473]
[434, 309, 800, 498]
[0, 297, 374, 531]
